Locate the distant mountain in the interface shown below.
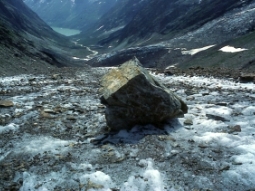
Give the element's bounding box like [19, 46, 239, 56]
[84, 0, 255, 74]
[23, 0, 117, 30]
[2, 0, 255, 76]
[0, 0, 89, 76]
[79, 0, 255, 49]
[77, 0, 150, 45]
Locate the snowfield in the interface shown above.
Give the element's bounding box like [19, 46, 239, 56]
[0, 67, 255, 191]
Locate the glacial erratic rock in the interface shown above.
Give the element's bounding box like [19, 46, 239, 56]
[99, 57, 188, 130]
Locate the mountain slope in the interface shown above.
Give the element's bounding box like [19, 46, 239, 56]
[79, 0, 255, 49]
[178, 31, 255, 73]
[77, 0, 150, 45]
[81, 0, 255, 76]
[0, 0, 90, 76]
[23, 0, 117, 30]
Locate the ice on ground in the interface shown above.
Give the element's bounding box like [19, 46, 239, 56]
[80, 171, 115, 190]
[206, 106, 232, 117]
[0, 123, 19, 134]
[242, 106, 255, 116]
[18, 160, 167, 191]
[20, 170, 80, 191]
[13, 135, 74, 155]
[1, 71, 255, 191]
[121, 160, 167, 191]
[219, 45, 248, 53]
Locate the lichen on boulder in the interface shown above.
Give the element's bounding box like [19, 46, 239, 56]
[99, 57, 188, 130]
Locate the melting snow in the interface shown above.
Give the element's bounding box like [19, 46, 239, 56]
[181, 45, 215, 55]
[0, 123, 19, 134]
[219, 45, 248, 53]
[0, 69, 255, 190]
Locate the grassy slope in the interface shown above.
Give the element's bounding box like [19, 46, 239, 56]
[179, 31, 255, 72]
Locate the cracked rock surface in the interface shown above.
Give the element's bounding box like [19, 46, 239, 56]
[99, 58, 187, 130]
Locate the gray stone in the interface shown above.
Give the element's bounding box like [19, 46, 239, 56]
[99, 57, 188, 130]
[228, 125, 241, 134]
[184, 119, 193, 126]
[206, 114, 230, 122]
[0, 100, 14, 107]
[239, 73, 255, 83]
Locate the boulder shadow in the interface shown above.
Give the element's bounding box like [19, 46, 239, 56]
[91, 118, 183, 145]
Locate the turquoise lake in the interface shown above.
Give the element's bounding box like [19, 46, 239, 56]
[51, 26, 81, 36]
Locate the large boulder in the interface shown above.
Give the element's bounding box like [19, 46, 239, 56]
[99, 57, 188, 130]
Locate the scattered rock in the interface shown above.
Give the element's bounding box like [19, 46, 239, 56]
[185, 88, 199, 96]
[99, 57, 188, 130]
[43, 109, 57, 114]
[206, 114, 230, 122]
[40, 111, 56, 119]
[202, 92, 210, 96]
[170, 150, 180, 155]
[216, 102, 228, 106]
[157, 135, 176, 142]
[186, 96, 195, 101]
[219, 165, 230, 172]
[66, 116, 77, 120]
[138, 159, 148, 167]
[85, 180, 104, 191]
[239, 73, 255, 83]
[232, 161, 242, 165]
[51, 74, 62, 80]
[0, 100, 14, 107]
[0, 114, 12, 125]
[164, 66, 176, 76]
[198, 143, 208, 148]
[184, 119, 193, 126]
[228, 125, 241, 134]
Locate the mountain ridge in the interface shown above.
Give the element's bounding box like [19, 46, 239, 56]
[88, 0, 255, 48]
[1, 0, 255, 76]
[0, 0, 90, 76]
[23, 0, 117, 30]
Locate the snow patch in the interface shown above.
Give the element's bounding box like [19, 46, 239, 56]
[219, 45, 248, 53]
[182, 45, 215, 55]
[16, 136, 74, 155]
[241, 106, 255, 116]
[0, 123, 19, 134]
[80, 171, 115, 190]
[121, 160, 167, 191]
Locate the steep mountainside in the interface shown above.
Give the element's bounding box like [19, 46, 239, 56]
[81, 0, 255, 75]
[79, 0, 255, 48]
[0, 0, 90, 76]
[23, 0, 117, 30]
[179, 31, 255, 73]
[77, 0, 150, 45]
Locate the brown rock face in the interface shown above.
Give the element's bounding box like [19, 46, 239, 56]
[99, 57, 188, 130]
[239, 73, 255, 83]
[0, 100, 14, 107]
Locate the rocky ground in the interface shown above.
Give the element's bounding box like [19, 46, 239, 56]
[0, 67, 255, 191]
